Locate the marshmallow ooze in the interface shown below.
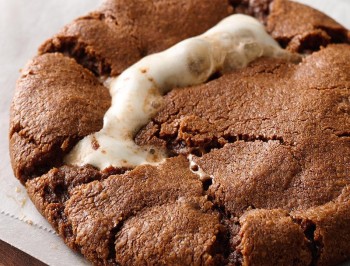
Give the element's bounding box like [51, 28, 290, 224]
[65, 14, 297, 170]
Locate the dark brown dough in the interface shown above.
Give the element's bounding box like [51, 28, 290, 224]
[10, 53, 110, 183]
[10, 0, 350, 265]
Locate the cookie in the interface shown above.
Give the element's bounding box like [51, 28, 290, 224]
[10, 0, 350, 265]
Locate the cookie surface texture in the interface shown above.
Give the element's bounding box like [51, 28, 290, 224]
[10, 0, 350, 265]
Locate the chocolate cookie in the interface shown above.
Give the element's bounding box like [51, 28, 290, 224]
[10, 0, 350, 265]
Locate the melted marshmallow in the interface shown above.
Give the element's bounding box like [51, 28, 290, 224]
[65, 14, 297, 170]
[188, 155, 212, 181]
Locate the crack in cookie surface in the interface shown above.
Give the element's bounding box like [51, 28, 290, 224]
[40, 0, 232, 77]
[266, 0, 350, 52]
[65, 14, 298, 171]
[10, 0, 350, 265]
[63, 156, 224, 264]
[10, 53, 111, 182]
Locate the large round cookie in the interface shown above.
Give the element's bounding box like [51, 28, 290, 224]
[9, 0, 350, 265]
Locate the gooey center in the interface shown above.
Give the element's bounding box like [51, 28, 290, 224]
[64, 14, 297, 170]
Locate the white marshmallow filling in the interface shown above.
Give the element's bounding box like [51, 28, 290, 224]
[64, 14, 298, 170]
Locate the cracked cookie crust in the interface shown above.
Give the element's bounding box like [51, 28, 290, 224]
[10, 0, 350, 265]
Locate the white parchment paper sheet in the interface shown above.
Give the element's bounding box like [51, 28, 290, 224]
[0, 1, 100, 265]
[0, 0, 349, 265]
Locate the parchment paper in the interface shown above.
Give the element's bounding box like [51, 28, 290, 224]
[0, 1, 100, 265]
[0, 0, 349, 265]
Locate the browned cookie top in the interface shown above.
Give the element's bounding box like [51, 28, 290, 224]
[10, 53, 111, 181]
[10, 0, 350, 265]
